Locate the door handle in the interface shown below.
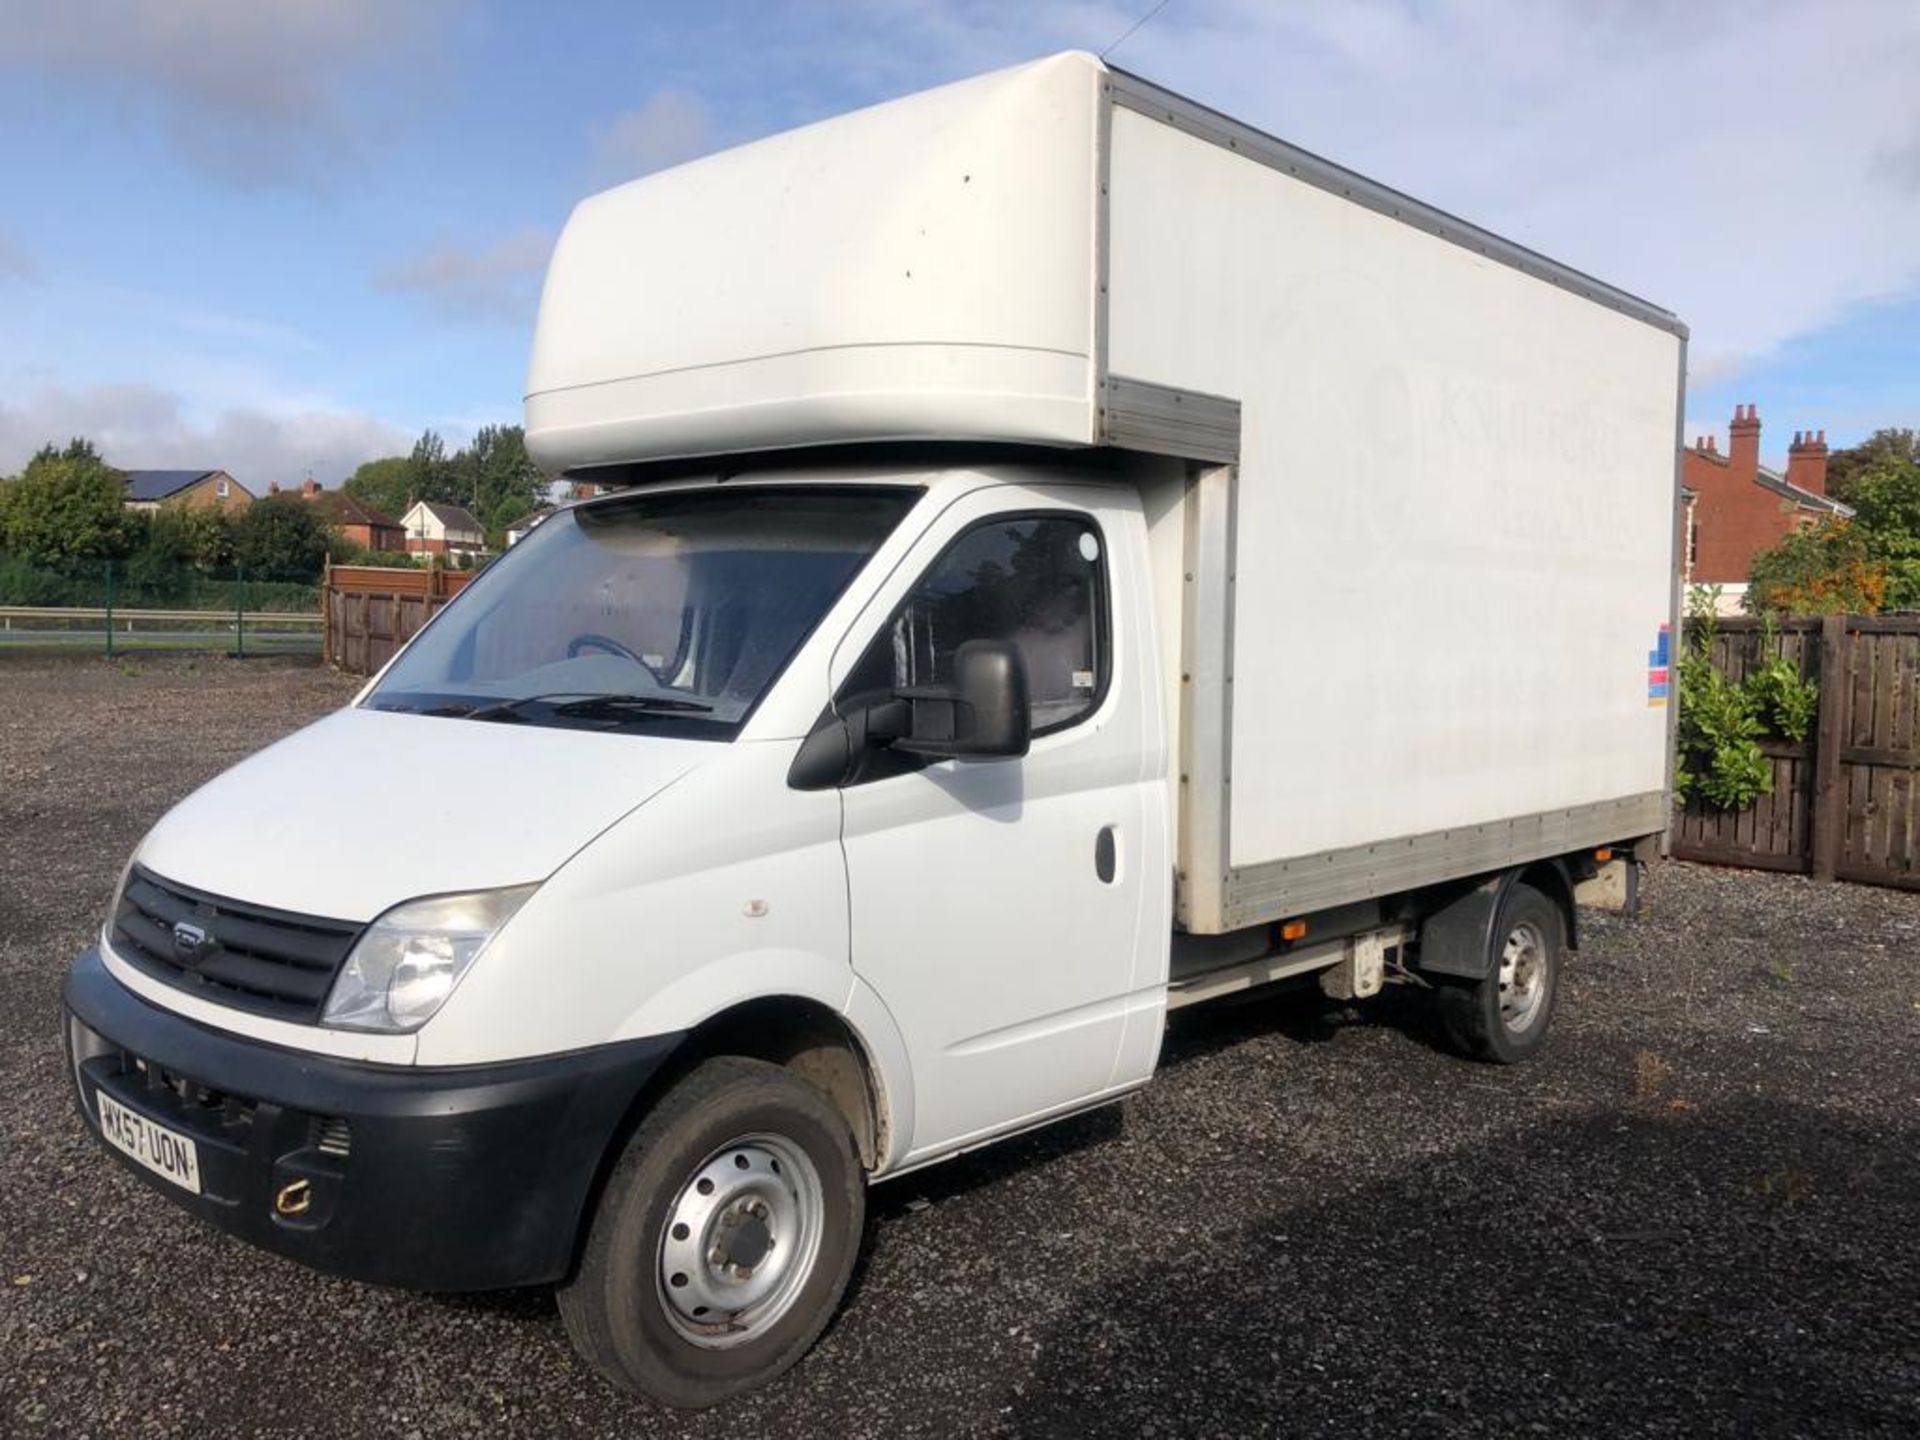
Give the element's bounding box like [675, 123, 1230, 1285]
[1094, 825, 1118, 884]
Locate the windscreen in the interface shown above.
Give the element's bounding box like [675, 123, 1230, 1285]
[367, 485, 919, 738]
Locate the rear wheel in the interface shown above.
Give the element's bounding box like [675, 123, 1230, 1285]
[1433, 882, 1561, 1064]
[558, 1056, 865, 1407]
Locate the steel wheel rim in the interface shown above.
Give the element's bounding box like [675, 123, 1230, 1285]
[1498, 920, 1548, 1033]
[656, 1132, 825, 1349]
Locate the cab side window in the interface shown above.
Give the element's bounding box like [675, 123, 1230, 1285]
[842, 513, 1108, 736]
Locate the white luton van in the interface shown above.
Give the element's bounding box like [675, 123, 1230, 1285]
[65, 53, 1684, 1406]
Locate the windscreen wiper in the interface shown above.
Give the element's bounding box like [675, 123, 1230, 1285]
[465, 692, 716, 723]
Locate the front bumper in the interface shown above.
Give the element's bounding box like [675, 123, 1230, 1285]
[64, 947, 681, 1292]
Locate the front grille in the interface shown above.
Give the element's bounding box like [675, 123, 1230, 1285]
[111, 866, 362, 1024]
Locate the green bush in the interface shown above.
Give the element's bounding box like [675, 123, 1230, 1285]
[146, 504, 233, 571]
[0, 550, 318, 612]
[326, 535, 418, 569]
[0, 551, 109, 606]
[1675, 601, 1819, 811]
[1745, 655, 1819, 744]
[232, 495, 329, 579]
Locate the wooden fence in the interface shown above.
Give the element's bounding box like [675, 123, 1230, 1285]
[1672, 615, 1920, 891]
[322, 563, 474, 676]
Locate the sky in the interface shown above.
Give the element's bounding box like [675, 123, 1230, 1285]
[0, 0, 1917, 490]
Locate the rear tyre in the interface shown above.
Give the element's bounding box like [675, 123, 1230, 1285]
[1433, 882, 1561, 1064]
[557, 1056, 865, 1408]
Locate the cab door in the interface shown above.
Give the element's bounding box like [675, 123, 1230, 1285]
[832, 482, 1161, 1163]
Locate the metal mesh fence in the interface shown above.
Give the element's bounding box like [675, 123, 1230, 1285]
[0, 555, 324, 656]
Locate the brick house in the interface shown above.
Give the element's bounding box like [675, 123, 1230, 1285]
[122, 469, 254, 513]
[275, 478, 406, 552]
[1682, 405, 1851, 605]
[399, 500, 487, 558]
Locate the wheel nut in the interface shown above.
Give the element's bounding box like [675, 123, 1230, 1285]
[709, 1247, 726, 1265]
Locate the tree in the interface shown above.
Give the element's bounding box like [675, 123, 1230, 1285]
[1845, 451, 1920, 610]
[1826, 428, 1920, 506]
[344, 425, 546, 546]
[0, 439, 144, 561]
[1748, 428, 1920, 614]
[468, 424, 543, 522]
[1746, 521, 1888, 616]
[483, 494, 540, 552]
[406, 429, 468, 507]
[231, 494, 330, 578]
[1847, 453, 1920, 539]
[145, 503, 233, 571]
[344, 455, 412, 520]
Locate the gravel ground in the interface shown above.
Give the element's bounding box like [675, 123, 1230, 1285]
[3, 654, 1918, 1438]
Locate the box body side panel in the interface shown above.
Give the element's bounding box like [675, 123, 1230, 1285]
[1107, 106, 1678, 896]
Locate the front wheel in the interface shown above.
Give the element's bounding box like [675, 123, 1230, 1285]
[557, 1056, 865, 1408]
[1432, 882, 1562, 1064]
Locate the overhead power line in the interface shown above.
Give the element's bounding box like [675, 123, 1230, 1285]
[1100, 0, 1176, 60]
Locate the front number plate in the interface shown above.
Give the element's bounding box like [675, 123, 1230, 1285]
[96, 1090, 201, 1196]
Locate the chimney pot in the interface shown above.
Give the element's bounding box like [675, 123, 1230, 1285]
[1786, 419, 1829, 497]
[1727, 403, 1760, 479]
[301, 477, 320, 497]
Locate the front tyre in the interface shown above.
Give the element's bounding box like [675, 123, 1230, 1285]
[558, 1056, 865, 1407]
[1433, 882, 1562, 1064]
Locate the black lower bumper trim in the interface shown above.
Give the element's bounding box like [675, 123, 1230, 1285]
[63, 947, 681, 1292]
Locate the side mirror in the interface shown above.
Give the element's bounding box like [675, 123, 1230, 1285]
[895, 639, 1031, 761]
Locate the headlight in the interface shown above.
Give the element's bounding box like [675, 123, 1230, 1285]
[323, 885, 537, 1033]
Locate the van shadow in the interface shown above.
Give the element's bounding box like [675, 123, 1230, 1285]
[433, 987, 1433, 1329]
[865, 983, 1408, 1225]
[1003, 1095, 1920, 1437]
[1156, 976, 1428, 1069]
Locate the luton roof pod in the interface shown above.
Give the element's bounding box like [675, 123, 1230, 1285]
[523, 50, 1682, 480]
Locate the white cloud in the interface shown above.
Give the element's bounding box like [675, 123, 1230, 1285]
[375, 226, 554, 323]
[0, 0, 449, 187]
[0, 382, 411, 491]
[592, 88, 718, 183]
